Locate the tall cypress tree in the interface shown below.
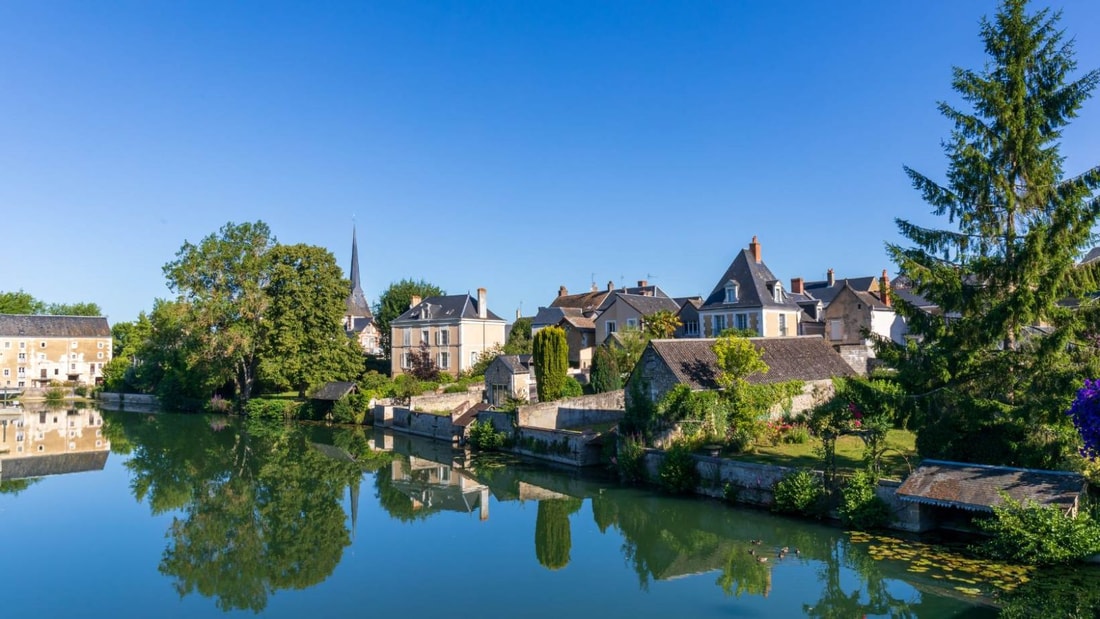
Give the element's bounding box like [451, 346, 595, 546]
[533, 326, 568, 402]
[882, 0, 1100, 467]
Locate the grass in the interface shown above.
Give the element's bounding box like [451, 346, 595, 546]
[734, 429, 917, 480]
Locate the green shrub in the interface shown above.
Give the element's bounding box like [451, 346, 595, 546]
[975, 495, 1100, 565]
[331, 396, 367, 425]
[783, 424, 811, 444]
[559, 376, 583, 399]
[657, 442, 700, 495]
[617, 434, 648, 483]
[773, 469, 825, 516]
[244, 398, 294, 420]
[73, 385, 89, 397]
[838, 470, 891, 530]
[44, 385, 66, 403]
[468, 420, 506, 451]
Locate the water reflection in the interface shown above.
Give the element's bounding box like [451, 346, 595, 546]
[93, 412, 1098, 616]
[0, 403, 110, 493]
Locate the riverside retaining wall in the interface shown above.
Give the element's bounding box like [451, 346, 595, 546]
[517, 390, 624, 429]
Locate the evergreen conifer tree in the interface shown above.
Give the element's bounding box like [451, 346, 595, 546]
[533, 326, 568, 402]
[882, 0, 1100, 467]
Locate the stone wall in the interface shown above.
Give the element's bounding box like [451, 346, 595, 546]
[373, 405, 458, 442]
[513, 426, 603, 466]
[517, 390, 624, 429]
[478, 410, 517, 435]
[835, 344, 870, 376]
[98, 392, 160, 411]
[770, 379, 834, 418]
[409, 390, 482, 413]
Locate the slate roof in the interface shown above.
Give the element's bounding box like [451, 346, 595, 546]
[532, 306, 582, 329]
[311, 381, 358, 401]
[393, 294, 504, 323]
[701, 249, 802, 311]
[1081, 247, 1100, 265]
[0, 450, 109, 480]
[643, 336, 856, 390]
[550, 289, 614, 313]
[492, 354, 533, 374]
[0, 315, 111, 338]
[891, 288, 936, 310]
[602, 292, 681, 316]
[896, 459, 1087, 513]
[803, 276, 877, 306]
[346, 316, 375, 334]
[345, 226, 374, 318]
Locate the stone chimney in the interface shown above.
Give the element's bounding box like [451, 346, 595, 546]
[607, 280, 614, 291]
[409, 295, 421, 309]
[749, 235, 762, 263]
[590, 282, 598, 292]
[791, 277, 805, 295]
[477, 288, 487, 319]
[638, 280, 647, 288]
[827, 268, 835, 287]
[558, 285, 568, 297]
[880, 269, 891, 307]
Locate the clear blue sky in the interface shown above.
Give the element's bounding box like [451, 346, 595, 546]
[2, 1, 1099, 324]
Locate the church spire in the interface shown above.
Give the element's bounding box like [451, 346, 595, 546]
[345, 225, 372, 318]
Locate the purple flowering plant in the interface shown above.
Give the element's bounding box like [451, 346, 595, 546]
[1068, 379, 1100, 458]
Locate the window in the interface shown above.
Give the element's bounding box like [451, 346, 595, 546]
[684, 321, 699, 336]
[626, 318, 637, 329]
[97, 352, 104, 359]
[735, 314, 748, 331]
[97, 342, 104, 349]
[17, 367, 25, 376]
[714, 315, 727, 333]
[724, 281, 739, 303]
[437, 329, 450, 346]
[421, 329, 430, 345]
[438, 352, 450, 369]
[401, 353, 411, 369]
[71, 341, 78, 349]
[70, 353, 77, 360]
[17, 352, 25, 361]
[471, 352, 480, 367]
[1, 368, 7, 377]
[2, 341, 8, 349]
[402, 328, 411, 346]
[40, 341, 47, 348]
[829, 319, 843, 341]
[779, 313, 788, 336]
[606, 321, 617, 337]
[581, 333, 590, 346]
[19, 341, 25, 349]
[54, 369, 59, 375]
[17, 381, 24, 387]
[773, 283, 783, 303]
[70, 363, 76, 370]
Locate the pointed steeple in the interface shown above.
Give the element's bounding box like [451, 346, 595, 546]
[346, 225, 373, 319]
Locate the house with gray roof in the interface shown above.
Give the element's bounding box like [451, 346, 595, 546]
[390, 288, 506, 378]
[696, 236, 802, 338]
[593, 289, 681, 345]
[625, 336, 856, 415]
[484, 354, 534, 406]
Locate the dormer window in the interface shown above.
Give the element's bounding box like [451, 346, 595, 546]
[773, 283, 783, 303]
[724, 280, 739, 303]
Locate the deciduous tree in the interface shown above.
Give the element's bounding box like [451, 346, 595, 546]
[374, 279, 444, 359]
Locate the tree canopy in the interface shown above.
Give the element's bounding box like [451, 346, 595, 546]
[880, 0, 1100, 467]
[0, 290, 101, 316]
[374, 278, 445, 359]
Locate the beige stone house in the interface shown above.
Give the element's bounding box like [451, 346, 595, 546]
[484, 354, 534, 406]
[390, 289, 506, 377]
[0, 405, 110, 477]
[0, 315, 112, 389]
[593, 288, 679, 344]
[696, 237, 802, 338]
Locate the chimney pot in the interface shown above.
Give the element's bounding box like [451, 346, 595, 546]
[827, 268, 835, 287]
[558, 285, 568, 297]
[749, 236, 762, 263]
[477, 288, 487, 319]
[607, 280, 614, 291]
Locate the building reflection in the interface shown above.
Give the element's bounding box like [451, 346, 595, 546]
[0, 404, 110, 483]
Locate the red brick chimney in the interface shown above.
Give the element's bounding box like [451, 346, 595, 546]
[637, 280, 647, 288]
[749, 236, 761, 263]
[558, 285, 568, 297]
[827, 268, 835, 287]
[880, 270, 891, 307]
[791, 277, 805, 295]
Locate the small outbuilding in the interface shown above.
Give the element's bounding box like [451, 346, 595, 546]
[311, 381, 359, 402]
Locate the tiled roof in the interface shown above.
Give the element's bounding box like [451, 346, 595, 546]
[550, 289, 613, 313]
[701, 249, 801, 311]
[311, 381, 358, 401]
[393, 294, 504, 323]
[896, 459, 1086, 513]
[532, 306, 582, 328]
[559, 315, 596, 330]
[0, 315, 111, 338]
[645, 336, 856, 390]
[803, 276, 877, 306]
[492, 354, 532, 374]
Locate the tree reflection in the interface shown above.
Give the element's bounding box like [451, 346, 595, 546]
[535, 498, 583, 570]
[105, 413, 364, 612]
[803, 539, 916, 619]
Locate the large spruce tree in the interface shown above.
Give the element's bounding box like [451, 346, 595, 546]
[882, 0, 1100, 467]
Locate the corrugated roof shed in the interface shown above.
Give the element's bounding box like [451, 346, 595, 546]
[0, 315, 111, 338]
[896, 459, 1087, 513]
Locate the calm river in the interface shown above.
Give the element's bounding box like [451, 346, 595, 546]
[1, 405, 1097, 617]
